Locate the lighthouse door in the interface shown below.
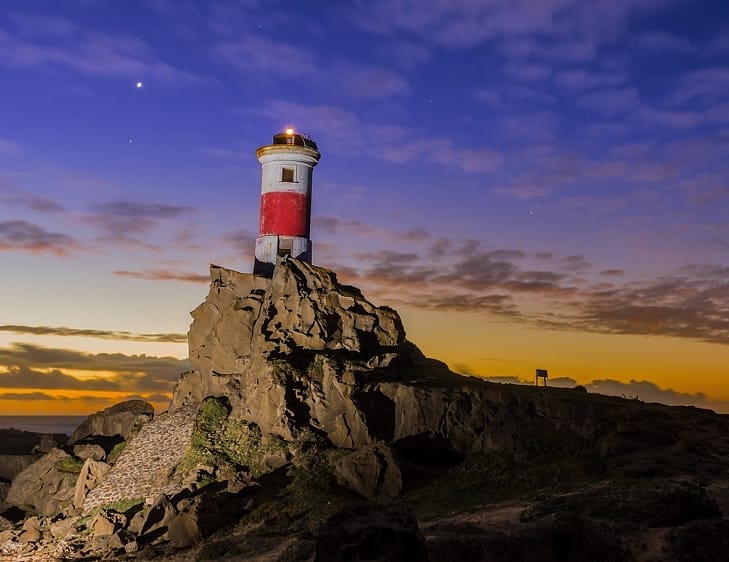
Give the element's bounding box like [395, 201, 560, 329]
[278, 237, 293, 257]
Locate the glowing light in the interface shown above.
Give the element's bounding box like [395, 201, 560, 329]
[285, 127, 294, 135]
[136, 81, 143, 88]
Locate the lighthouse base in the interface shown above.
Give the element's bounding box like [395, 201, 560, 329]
[254, 235, 312, 276]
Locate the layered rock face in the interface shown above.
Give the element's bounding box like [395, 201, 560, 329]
[171, 258, 418, 449]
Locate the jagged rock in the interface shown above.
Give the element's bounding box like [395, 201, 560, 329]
[168, 487, 251, 548]
[17, 528, 41, 544]
[315, 505, 429, 562]
[333, 443, 402, 501]
[171, 259, 415, 446]
[129, 495, 177, 536]
[49, 516, 76, 540]
[73, 443, 106, 461]
[74, 459, 111, 510]
[69, 400, 154, 444]
[6, 448, 78, 516]
[91, 510, 126, 536]
[0, 515, 12, 531]
[21, 516, 40, 532]
[0, 529, 14, 543]
[167, 509, 203, 548]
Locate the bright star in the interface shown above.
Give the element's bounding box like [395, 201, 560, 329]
[136, 81, 143, 89]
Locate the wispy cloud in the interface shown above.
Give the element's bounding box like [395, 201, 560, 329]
[318, 221, 729, 347]
[213, 35, 409, 99]
[113, 269, 210, 283]
[0, 324, 186, 343]
[0, 177, 63, 212]
[0, 220, 79, 255]
[263, 100, 503, 172]
[0, 342, 189, 392]
[83, 200, 195, 247]
[0, 13, 205, 84]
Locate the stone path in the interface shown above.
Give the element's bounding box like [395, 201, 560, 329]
[83, 406, 198, 513]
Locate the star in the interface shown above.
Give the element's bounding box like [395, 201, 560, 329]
[136, 81, 143, 89]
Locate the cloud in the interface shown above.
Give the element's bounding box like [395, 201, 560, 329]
[0, 220, 79, 255]
[318, 217, 729, 346]
[91, 201, 194, 219]
[83, 200, 195, 247]
[0, 13, 205, 85]
[0, 366, 121, 391]
[114, 269, 210, 283]
[213, 35, 319, 79]
[554, 68, 627, 93]
[633, 31, 697, 55]
[0, 391, 56, 401]
[0, 324, 186, 343]
[577, 87, 641, 115]
[0, 178, 63, 212]
[313, 217, 431, 244]
[349, 0, 675, 54]
[214, 36, 409, 99]
[0, 343, 189, 392]
[264, 100, 503, 173]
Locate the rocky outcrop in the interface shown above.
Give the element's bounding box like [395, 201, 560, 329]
[332, 443, 402, 501]
[5, 448, 78, 517]
[74, 459, 110, 510]
[69, 400, 154, 445]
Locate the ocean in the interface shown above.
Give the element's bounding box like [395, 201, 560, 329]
[0, 415, 87, 436]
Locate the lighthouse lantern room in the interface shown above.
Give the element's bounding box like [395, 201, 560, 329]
[254, 127, 321, 275]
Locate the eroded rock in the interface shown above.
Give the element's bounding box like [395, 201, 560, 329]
[69, 400, 154, 444]
[6, 448, 78, 516]
[333, 443, 402, 501]
[74, 459, 111, 510]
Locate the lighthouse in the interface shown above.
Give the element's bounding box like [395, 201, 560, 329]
[253, 127, 321, 276]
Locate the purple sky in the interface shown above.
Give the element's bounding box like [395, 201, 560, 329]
[1, 0, 729, 415]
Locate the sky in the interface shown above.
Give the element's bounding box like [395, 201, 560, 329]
[1, 0, 728, 416]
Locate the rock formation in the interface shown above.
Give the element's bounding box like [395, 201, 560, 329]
[69, 399, 154, 445]
[5, 257, 729, 561]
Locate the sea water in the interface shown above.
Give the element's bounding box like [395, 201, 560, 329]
[0, 416, 87, 436]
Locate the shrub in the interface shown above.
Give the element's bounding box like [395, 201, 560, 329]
[55, 456, 85, 473]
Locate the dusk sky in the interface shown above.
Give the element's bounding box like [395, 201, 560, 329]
[1, 0, 728, 416]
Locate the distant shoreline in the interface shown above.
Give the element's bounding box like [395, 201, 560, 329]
[0, 416, 86, 436]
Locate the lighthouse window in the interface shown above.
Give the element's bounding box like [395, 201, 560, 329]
[281, 166, 296, 183]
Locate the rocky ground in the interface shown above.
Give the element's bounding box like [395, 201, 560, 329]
[2, 257, 729, 561]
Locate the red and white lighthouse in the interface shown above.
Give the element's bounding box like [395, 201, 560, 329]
[254, 127, 321, 275]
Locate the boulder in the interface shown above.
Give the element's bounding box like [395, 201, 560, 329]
[74, 459, 111, 510]
[332, 443, 402, 501]
[91, 510, 126, 537]
[129, 495, 177, 537]
[49, 516, 76, 540]
[73, 444, 106, 462]
[5, 448, 78, 516]
[69, 400, 154, 444]
[0, 455, 39, 482]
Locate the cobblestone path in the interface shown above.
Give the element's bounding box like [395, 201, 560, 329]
[82, 406, 198, 513]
